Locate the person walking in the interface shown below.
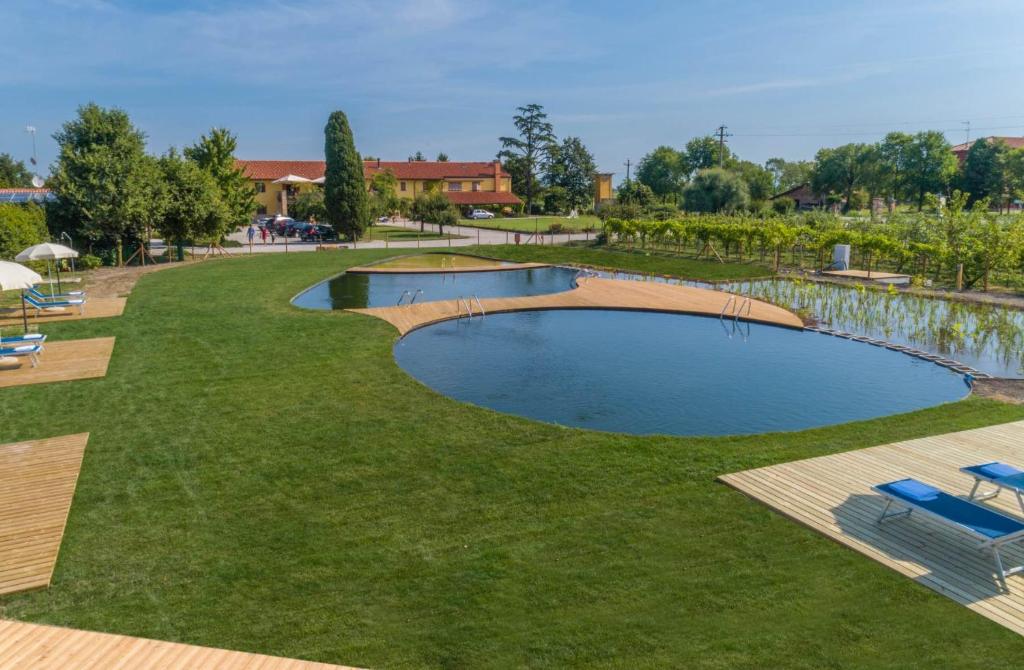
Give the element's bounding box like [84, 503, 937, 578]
[247, 224, 256, 245]
[260, 225, 268, 244]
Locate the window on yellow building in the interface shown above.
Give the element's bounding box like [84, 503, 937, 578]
[400, 181, 407, 192]
[448, 182, 462, 192]
[472, 181, 480, 192]
[254, 182, 266, 193]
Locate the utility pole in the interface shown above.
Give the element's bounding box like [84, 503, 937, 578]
[25, 126, 37, 166]
[624, 158, 631, 185]
[715, 124, 731, 168]
[961, 120, 971, 144]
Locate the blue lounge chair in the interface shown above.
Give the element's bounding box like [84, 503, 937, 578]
[0, 344, 42, 368]
[961, 462, 1024, 512]
[874, 478, 1024, 591]
[23, 293, 85, 316]
[0, 333, 46, 349]
[30, 285, 84, 300]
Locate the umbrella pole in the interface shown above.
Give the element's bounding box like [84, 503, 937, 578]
[57, 263, 62, 293]
[21, 290, 28, 332]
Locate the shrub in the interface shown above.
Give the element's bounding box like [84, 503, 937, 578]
[772, 197, 796, 214]
[78, 254, 102, 270]
[0, 203, 48, 259]
[547, 223, 564, 234]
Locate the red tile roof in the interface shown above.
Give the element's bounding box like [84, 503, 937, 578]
[444, 191, 521, 206]
[234, 159, 510, 181]
[951, 137, 1024, 153]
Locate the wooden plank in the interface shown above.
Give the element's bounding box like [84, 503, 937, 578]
[349, 261, 548, 274]
[0, 434, 89, 596]
[350, 277, 805, 334]
[0, 298, 126, 328]
[719, 420, 1024, 636]
[0, 338, 115, 389]
[0, 619, 363, 669]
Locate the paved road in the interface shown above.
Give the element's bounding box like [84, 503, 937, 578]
[223, 219, 600, 253]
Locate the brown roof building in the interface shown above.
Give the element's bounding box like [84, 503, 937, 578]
[951, 137, 1024, 163]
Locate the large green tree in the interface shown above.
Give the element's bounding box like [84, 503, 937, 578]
[544, 136, 596, 211]
[323, 110, 369, 240]
[157, 149, 225, 250]
[498, 103, 555, 215]
[682, 136, 734, 177]
[959, 138, 1009, 208]
[0, 154, 33, 188]
[47, 103, 152, 247]
[878, 132, 913, 202]
[0, 203, 48, 259]
[410, 191, 458, 235]
[764, 157, 814, 193]
[731, 160, 774, 203]
[184, 127, 255, 232]
[811, 143, 872, 213]
[636, 146, 685, 201]
[682, 168, 749, 213]
[902, 130, 957, 210]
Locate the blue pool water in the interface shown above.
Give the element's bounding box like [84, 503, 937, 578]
[394, 309, 969, 436]
[293, 266, 578, 309]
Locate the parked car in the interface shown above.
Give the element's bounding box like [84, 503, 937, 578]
[301, 224, 337, 241]
[284, 221, 312, 237]
[268, 216, 295, 236]
[467, 209, 495, 220]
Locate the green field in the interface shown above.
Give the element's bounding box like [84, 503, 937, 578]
[462, 215, 603, 233]
[360, 224, 462, 242]
[2, 246, 1023, 669]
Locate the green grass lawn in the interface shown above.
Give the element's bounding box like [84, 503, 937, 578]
[462, 215, 602, 233]
[360, 224, 462, 242]
[2, 247, 1024, 668]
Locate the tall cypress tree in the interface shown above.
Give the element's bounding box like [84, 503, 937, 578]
[324, 111, 368, 240]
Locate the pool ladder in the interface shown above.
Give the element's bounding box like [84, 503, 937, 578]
[397, 289, 423, 306]
[456, 295, 486, 320]
[719, 295, 751, 322]
[575, 268, 599, 285]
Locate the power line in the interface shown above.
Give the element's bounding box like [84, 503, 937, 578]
[730, 124, 1024, 138]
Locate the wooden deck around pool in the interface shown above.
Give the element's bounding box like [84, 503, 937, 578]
[0, 619, 363, 669]
[821, 269, 911, 282]
[719, 420, 1024, 636]
[350, 277, 805, 335]
[0, 337, 116, 389]
[0, 434, 89, 596]
[348, 261, 548, 274]
[0, 297, 126, 328]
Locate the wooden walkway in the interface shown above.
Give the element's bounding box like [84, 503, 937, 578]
[351, 277, 804, 334]
[822, 269, 910, 282]
[720, 420, 1024, 635]
[0, 297, 126, 328]
[0, 619, 362, 669]
[0, 434, 89, 596]
[0, 338, 115, 389]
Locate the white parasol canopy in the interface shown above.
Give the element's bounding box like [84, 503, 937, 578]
[272, 174, 313, 184]
[15, 242, 79, 262]
[0, 261, 44, 331]
[311, 176, 326, 184]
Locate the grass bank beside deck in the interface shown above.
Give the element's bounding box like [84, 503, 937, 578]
[360, 224, 462, 242]
[2, 248, 1024, 669]
[461, 214, 602, 233]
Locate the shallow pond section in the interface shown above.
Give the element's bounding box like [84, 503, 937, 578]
[394, 309, 968, 437]
[293, 266, 579, 309]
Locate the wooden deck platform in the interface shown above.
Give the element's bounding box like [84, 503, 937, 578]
[0, 297, 126, 328]
[351, 277, 805, 335]
[0, 434, 89, 596]
[0, 338, 115, 389]
[720, 420, 1024, 635]
[0, 619, 362, 669]
[822, 269, 911, 283]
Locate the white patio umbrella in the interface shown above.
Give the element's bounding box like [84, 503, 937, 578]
[311, 176, 326, 184]
[16, 242, 78, 293]
[272, 174, 313, 184]
[0, 261, 43, 331]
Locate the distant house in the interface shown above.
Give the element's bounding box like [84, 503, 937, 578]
[594, 173, 614, 208]
[951, 137, 1024, 164]
[235, 159, 521, 216]
[771, 183, 826, 210]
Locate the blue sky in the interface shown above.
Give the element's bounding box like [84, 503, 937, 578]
[4, 0, 1024, 181]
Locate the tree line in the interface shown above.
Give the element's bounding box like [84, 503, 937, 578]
[629, 130, 1024, 217]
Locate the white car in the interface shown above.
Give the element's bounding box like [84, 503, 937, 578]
[468, 209, 495, 219]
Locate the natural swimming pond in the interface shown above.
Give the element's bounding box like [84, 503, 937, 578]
[394, 309, 968, 437]
[293, 265, 578, 309]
